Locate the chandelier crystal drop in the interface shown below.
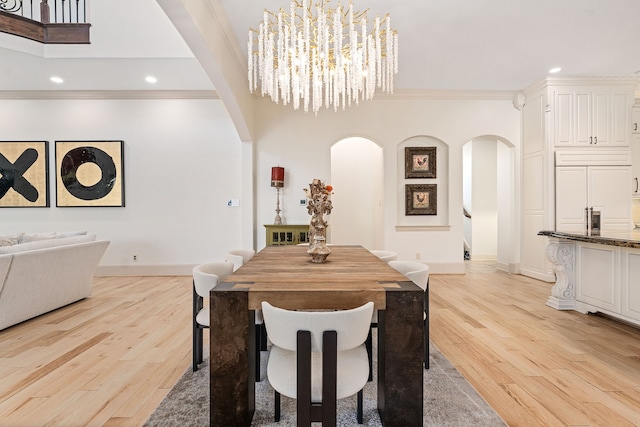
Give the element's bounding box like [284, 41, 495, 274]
[247, 0, 398, 114]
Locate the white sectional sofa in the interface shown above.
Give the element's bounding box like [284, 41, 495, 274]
[0, 232, 109, 331]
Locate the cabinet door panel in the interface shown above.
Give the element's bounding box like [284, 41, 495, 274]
[632, 108, 640, 134]
[592, 92, 610, 146]
[574, 92, 592, 146]
[611, 93, 630, 146]
[633, 135, 640, 196]
[555, 92, 572, 146]
[576, 244, 617, 311]
[588, 166, 631, 230]
[622, 250, 640, 321]
[555, 167, 587, 232]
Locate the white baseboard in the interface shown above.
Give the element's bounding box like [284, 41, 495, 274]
[519, 266, 555, 283]
[424, 262, 466, 274]
[95, 264, 194, 277]
[496, 261, 521, 275]
[470, 254, 496, 261]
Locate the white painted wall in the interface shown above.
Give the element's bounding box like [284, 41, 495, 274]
[1, 93, 521, 275]
[0, 98, 245, 274]
[253, 96, 521, 273]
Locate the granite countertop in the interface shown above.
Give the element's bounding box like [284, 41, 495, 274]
[538, 229, 640, 249]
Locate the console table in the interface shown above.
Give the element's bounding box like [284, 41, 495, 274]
[209, 245, 424, 426]
[264, 224, 309, 245]
[539, 230, 640, 326]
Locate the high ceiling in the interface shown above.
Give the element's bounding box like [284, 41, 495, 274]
[1, 0, 639, 93]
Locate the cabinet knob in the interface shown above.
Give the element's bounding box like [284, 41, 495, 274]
[594, 136, 597, 144]
[635, 123, 638, 131]
[635, 177, 639, 193]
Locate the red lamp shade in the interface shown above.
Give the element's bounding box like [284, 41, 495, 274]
[271, 166, 285, 188]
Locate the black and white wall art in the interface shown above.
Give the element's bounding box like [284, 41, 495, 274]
[55, 140, 125, 207]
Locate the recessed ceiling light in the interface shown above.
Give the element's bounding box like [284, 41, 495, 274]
[145, 76, 158, 84]
[549, 67, 562, 74]
[50, 76, 64, 83]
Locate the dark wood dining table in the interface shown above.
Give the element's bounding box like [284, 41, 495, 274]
[209, 245, 424, 426]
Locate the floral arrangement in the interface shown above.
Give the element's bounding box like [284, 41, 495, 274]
[304, 179, 333, 262]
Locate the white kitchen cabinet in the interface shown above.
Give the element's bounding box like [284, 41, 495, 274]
[621, 248, 640, 322]
[521, 77, 636, 283]
[632, 107, 640, 134]
[575, 243, 619, 312]
[556, 165, 632, 232]
[575, 90, 610, 146]
[554, 88, 631, 147]
[633, 135, 640, 196]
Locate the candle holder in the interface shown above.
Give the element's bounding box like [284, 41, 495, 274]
[271, 166, 284, 225]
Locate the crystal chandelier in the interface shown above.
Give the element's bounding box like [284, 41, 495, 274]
[247, 0, 398, 114]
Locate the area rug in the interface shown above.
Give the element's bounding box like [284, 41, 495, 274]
[144, 335, 506, 426]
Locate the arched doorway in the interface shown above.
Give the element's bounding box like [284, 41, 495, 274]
[329, 137, 383, 249]
[462, 136, 517, 272]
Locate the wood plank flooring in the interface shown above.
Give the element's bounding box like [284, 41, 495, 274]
[431, 262, 640, 427]
[1, 264, 640, 426]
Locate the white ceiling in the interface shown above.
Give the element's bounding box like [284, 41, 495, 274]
[1, 0, 640, 93]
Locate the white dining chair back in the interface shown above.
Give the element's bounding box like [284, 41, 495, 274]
[388, 260, 430, 290]
[263, 301, 373, 355]
[262, 301, 374, 424]
[192, 262, 234, 372]
[193, 262, 234, 300]
[385, 259, 430, 370]
[226, 249, 256, 271]
[369, 249, 397, 263]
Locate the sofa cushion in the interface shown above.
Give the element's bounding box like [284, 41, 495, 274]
[0, 233, 23, 247]
[55, 231, 88, 239]
[0, 234, 97, 255]
[19, 232, 57, 243]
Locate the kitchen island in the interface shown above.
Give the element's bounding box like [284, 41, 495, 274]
[539, 230, 640, 327]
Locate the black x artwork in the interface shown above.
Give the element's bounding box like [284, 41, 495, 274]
[0, 148, 39, 202]
[0, 141, 49, 207]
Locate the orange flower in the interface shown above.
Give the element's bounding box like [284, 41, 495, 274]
[326, 185, 333, 192]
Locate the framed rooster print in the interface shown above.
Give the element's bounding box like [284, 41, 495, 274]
[405, 184, 437, 215]
[405, 147, 436, 178]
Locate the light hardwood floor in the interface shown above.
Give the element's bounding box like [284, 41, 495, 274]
[1, 266, 640, 426]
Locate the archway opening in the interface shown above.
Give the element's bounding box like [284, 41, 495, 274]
[329, 137, 383, 249]
[462, 136, 516, 272]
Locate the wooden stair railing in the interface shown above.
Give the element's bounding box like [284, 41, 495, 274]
[0, 0, 90, 44]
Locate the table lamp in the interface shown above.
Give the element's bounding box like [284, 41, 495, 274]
[271, 166, 284, 224]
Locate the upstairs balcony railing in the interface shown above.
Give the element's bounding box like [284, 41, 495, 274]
[0, 0, 90, 43]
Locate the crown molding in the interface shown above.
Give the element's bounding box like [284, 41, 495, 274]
[375, 89, 517, 100]
[0, 90, 219, 100]
[525, 75, 639, 92]
[249, 88, 518, 101]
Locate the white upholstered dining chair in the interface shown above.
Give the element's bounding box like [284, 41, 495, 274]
[192, 262, 234, 372]
[389, 260, 430, 369]
[225, 249, 256, 271]
[192, 260, 268, 381]
[369, 249, 397, 263]
[366, 260, 430, 381]
[224, 248, 267, 380]
[262, 301, 374, 425]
